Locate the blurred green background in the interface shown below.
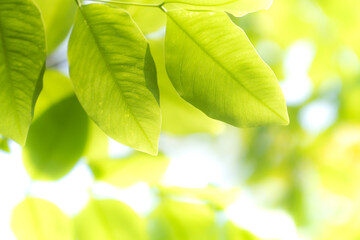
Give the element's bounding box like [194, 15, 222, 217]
[1, 0, 360, 239]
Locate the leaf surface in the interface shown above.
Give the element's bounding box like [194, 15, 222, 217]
[0, 0, 46, 145]
[68, 3, 161, 155]
[11, 198, 73, 240]
[165, 10, 288, 127]
[23, 95, 88, 180]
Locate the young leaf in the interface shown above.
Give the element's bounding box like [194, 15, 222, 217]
[165, 10, 289, 127]
[23, 95, 88, 180]
[33, 0, 77, 53]
[11, 198, 73, 240]
[0, 0, 46, 145]
[88, 152, 170, 188]
[74, 199, 147, 240]
[68, 4, 161, 155]
[163, 0, 273, 17]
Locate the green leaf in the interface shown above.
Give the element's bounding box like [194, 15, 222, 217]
[88, 152, 169, 188]
[225, 222, 259, 240]
[0, 0, 46, 145]
[84, 121, 109, 160]
[163, 0, 272, 17]
[68, 3, 161, 155]
[0, 136, 10, 152]
[149, 39, 223, 135]
[165, 10, 289, 127]
[158, 186, 238, 209]
[23, 95, 88, 180]
[149, 199, 219, 240]
[33, 69, 73, 119]
[74, 199, 147, 240]
[11, 197, 73, 240]
[33, 0, 77, 53]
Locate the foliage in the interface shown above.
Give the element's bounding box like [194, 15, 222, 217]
[1, 0, 360, 239]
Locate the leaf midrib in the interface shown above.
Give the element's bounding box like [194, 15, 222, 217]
[78, 6, 155, 152]
[166, 12, 287, 123]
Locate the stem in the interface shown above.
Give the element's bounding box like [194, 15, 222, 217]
[74, 0, 81, 7]
[94, 0, 163, 7]
[163, 0, 239, 7]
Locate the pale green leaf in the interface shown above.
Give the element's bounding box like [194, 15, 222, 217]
[225, 222, 259, 240]
[0, 136, 10, 152]
[149, 200, 219, 240]
[165, 10, 289, 127]
[33, 69, 73, 119]
[163, 0, 273, 17]
[74, 199, 147, 240]
[84, 121, 109, 160]
[11, 197, 73, 240]
[33, 0, 77, 53]
[88, 152, 169, 187]
[149, 39, 223, 135]
[0, 0, 46, 145]
[159, 186, 238, 209]
[68, 3, 161, 155]
[23, 95, 88, 180]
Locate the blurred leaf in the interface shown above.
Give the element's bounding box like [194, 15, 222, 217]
[165, 10, 289, 128]
[33, 69, 73, 119]
[164, 0, 272, 17]
[33, 0, 77, 53]
[0, 0, 46, 145]
[68, 3, 161, 155]
[225, 221, 259, 240]
[74, 199, 147, 240]
[159, 186, 238, 209]
[89, 152, 169, 188]
[149, 39, 223, 135]
[23, 95, 88, 180]
[148, 199, 219, 240]
[84, 121, 109, 160]
[0, 136, 10, 153]
[11, 197, 73, 240]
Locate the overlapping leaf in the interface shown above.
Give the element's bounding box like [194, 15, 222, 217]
[23, 95, 88, 180]
[68, 3, 161, 155]
[0, 0, 46, 145]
